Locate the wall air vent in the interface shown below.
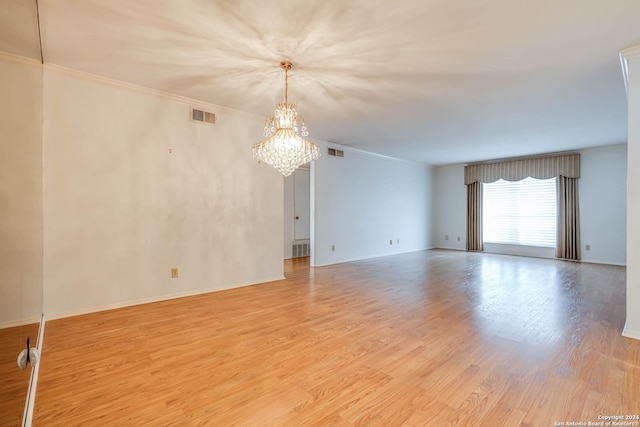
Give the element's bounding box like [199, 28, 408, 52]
[292, 243, 310, 258]
[191, 107, 216, 125]
[328, 148, 344, 157]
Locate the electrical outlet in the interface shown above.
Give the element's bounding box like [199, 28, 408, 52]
[585, 244, 591, 251]
[445, 235, 449, 241]
[331, 245, 335, 252]
[390, 240, 393, 245]
[457, 237, 460, 241]
[171, 268, 179, 278]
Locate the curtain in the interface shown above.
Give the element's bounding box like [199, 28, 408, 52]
[557, 176, 581, 260]
[466, 181, 483, 251]
[464, 153, 581, 257]
[465, 153, 580, 184]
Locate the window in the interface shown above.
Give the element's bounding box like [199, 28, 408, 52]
[482, 177, 557, 248]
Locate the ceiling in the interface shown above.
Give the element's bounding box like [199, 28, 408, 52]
[2, 0, 639, 165]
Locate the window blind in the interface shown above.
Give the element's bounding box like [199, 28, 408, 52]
[482, 177, 557, 248]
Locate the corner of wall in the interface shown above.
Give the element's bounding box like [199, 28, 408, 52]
[622, 322, 640, 341]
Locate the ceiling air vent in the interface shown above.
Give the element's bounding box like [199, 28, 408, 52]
[328, 148, 344, 157]
[191, 107, 216, 125]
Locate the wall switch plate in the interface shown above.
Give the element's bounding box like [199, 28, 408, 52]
[331, 245, 335, 252]
[171, 268, 179, 278]
[585, 244, 591, 251]
[390, 240, 393, 245]
[445, 235, 449, 240]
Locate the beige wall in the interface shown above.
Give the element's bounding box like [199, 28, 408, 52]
[0, 56, 43, 326]
[625, 50, 640, 339]
[42, 67, 284, 318]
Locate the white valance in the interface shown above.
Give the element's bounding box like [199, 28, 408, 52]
[464, 153, 580, 185]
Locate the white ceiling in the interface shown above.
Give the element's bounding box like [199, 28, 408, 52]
[2, 0, 640, 165]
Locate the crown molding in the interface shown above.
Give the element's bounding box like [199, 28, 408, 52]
[620, 44, 640, 97]
[309, 137, 431, 166]
[0, 50, 264, 122]
[0, 50, 42, 68]
[620, 52, 629, 95]
[42, 62, 263, 122]
[621, 44, 640, 59]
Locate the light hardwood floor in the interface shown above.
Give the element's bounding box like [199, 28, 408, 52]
[33, 250, 639, 426]
[0, 323, 39, 427]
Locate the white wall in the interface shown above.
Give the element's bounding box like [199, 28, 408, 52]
[0, 55, 43, 326]
[432, 145, 628, 265]
[312, 142, 433, 267]
[42, 67, 284, 318]
[433, 165, 466, 250]
[625, 49, 640, 339]
[579, 145, 627, 265]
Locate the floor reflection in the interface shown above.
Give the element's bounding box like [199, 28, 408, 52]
[473, 255, 565, 349]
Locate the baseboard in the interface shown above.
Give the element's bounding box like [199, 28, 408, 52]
[431, 247, 627, 267]
[580, 259, 626, 267]
[23, 315, 44, 427]
[433, 246, 466, 251]
[45, 275, 285, 321]
[0, 317, 42, 330]
[312, 247, 433, 267]
[622, 323, 640, 340]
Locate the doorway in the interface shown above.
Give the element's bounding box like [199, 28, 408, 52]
[284, 167, 311, 260]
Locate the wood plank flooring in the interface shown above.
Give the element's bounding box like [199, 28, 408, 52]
[0, 322, 39, 427]
[33, 250, 640, 426]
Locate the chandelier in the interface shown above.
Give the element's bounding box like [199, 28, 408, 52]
[252, 61, 321, 176]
